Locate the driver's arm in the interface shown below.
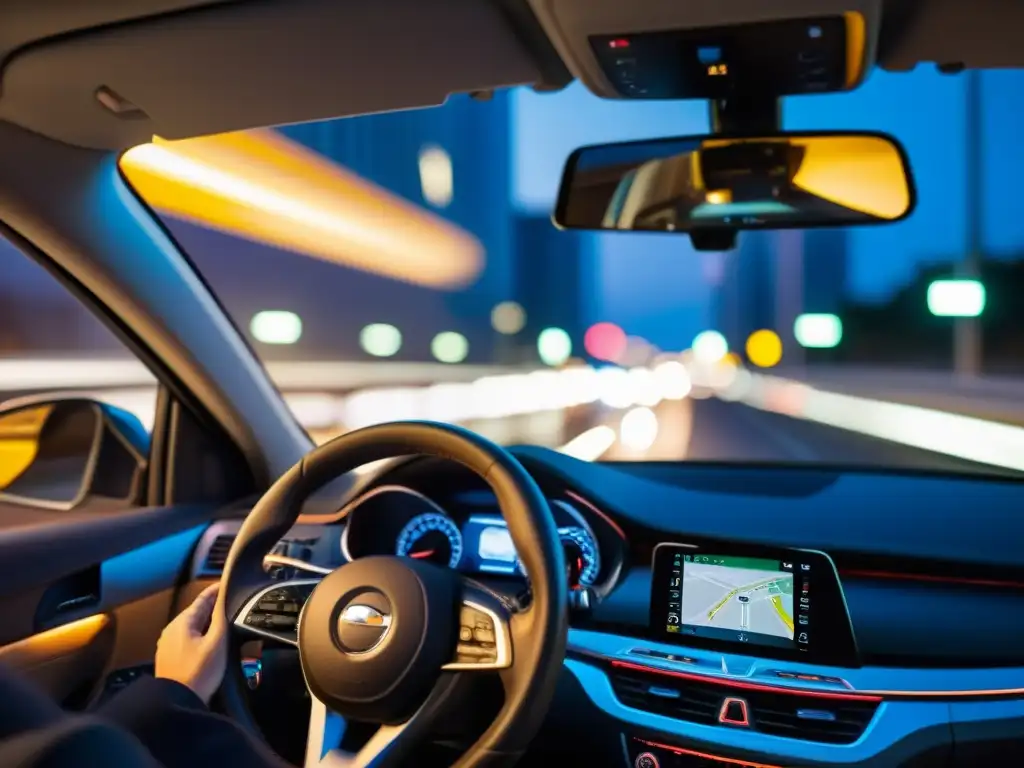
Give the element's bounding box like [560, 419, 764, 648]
[97, 585, 288, 768]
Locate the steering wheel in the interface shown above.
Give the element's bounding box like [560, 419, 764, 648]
[215, 422, 569, 767]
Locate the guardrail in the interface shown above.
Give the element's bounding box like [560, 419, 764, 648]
[761, 365, 1024, 426]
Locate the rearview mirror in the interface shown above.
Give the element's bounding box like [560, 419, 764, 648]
[0, 398, 149, 510]
[554, 131, 915, 235]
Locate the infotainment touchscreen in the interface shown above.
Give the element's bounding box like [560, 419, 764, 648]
[650, 542, 860, 666]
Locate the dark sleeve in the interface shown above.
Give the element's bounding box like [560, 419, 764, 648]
[97, 676, 288, 768]
[0, 718, 161, 768]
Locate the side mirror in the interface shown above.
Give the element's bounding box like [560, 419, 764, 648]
[0, 397, 149, 510]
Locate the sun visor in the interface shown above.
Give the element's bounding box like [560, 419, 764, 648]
[0, 0, 544, 150]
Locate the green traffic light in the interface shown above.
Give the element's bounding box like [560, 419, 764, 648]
[927, 279, 985, 317]
[794, 313, 842, 349]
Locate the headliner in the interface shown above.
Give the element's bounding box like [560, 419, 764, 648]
[0, 0, 1019, 150]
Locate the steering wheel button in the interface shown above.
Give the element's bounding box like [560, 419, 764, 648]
[473, 627, 495, 643]
[459, 626, 473, 642]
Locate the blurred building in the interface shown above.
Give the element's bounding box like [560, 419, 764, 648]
[0, 239, 121, 356]
[713, 230, 777, 353]
[509, 213, 596, 363]
[713, 227, 848, 363]
[186, 93, 518, 363]
[279, 93, 516, 341]
[800, 227, 849, 314]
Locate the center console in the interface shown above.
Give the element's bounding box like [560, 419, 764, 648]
[572, 539, 877, 767]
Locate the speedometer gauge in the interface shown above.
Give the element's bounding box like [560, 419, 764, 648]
[396, 512, 463, 569]
[559, 526, 601, 587]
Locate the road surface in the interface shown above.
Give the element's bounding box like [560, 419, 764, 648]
[603, 397, 1016, 476]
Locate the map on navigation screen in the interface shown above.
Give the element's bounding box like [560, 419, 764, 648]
[681, 555, 795, 642]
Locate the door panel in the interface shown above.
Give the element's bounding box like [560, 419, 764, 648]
[0, 507, 234, 706]
[0, 614, 115, 701]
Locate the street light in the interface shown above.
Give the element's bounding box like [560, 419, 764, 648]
[359, 323, 402, 357]
[431, 331, 468, 363]
[794, 314, 842, 349]
[537, 327, 572, 366]
[251, 310, 302, 345]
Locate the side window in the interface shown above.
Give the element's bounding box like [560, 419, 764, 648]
[0, 237, 156, 509]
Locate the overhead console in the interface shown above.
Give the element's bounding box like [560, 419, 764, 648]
[527, 0, 882, 101]
[591, 16, 854, 101]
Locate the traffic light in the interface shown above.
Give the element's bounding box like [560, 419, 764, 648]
[793, 314, 842, 349]
[927, 279, 985, 317]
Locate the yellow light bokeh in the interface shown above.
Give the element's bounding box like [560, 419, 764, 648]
[746, 329, 783, 368]
[121, 131, 484, 289]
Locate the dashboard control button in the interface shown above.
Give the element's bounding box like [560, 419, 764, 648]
[718, 697, 750, 726]
[459, 626, 473, 642]
[634, 752, 659, 768]
[473, 627, 496, 644]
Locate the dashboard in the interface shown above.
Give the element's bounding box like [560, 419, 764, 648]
[194, 449, 1024, 767]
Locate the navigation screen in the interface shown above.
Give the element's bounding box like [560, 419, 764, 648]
[650, 543, 860, 666]
[678, 554, 794, 647]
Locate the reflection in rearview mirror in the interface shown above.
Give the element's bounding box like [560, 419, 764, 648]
[555, 132, 914, 234]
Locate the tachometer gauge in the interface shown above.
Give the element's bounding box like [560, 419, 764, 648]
[396, 512, 463, 569]
[559, 526, 601, 587]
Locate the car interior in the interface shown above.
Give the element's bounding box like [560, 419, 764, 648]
[0, 1, 1022, 767]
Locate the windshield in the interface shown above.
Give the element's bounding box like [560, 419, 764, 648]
[118, 69, 1024, 475]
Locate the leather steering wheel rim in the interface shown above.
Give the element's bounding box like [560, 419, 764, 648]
[216, 421, 568, 767]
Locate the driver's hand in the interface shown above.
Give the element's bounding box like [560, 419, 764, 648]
[155, 583, 227, 704]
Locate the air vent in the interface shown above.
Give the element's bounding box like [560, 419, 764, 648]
[609, 666, 879, 745]
[203, 534, 235, 573]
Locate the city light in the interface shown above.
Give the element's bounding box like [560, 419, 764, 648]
[359, 323, 402, 357]
[927, 279, 986, 317]
[653, 360, 692, 400]
[418, 145, 453, 208]
[250, 310, 302, 345]
[491, 301, 526, 335]
[431, 331, 468, 363]
[584, 322, 627, 362]
[620, 407, 659, 451]
[537, 327, 572, 366]
[692, 330, 728, 363]
[794, 313, 843, 348]
[745, 329, 783, 368]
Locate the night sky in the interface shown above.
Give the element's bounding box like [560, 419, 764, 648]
[512, 68, 1024, 350]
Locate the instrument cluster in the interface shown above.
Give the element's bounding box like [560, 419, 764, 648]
[340, 485, 612, 590]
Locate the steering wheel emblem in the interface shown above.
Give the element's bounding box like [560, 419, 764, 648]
[340, 604, 391, 627]
[336, 599, 393, 653]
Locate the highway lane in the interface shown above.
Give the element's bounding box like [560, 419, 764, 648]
[602, 397, 1019, 476]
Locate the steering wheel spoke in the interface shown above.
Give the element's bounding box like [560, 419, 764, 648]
[442, 579, 514, 671]
[307, 676, 462, 768]
[232, 578, 321, 646]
